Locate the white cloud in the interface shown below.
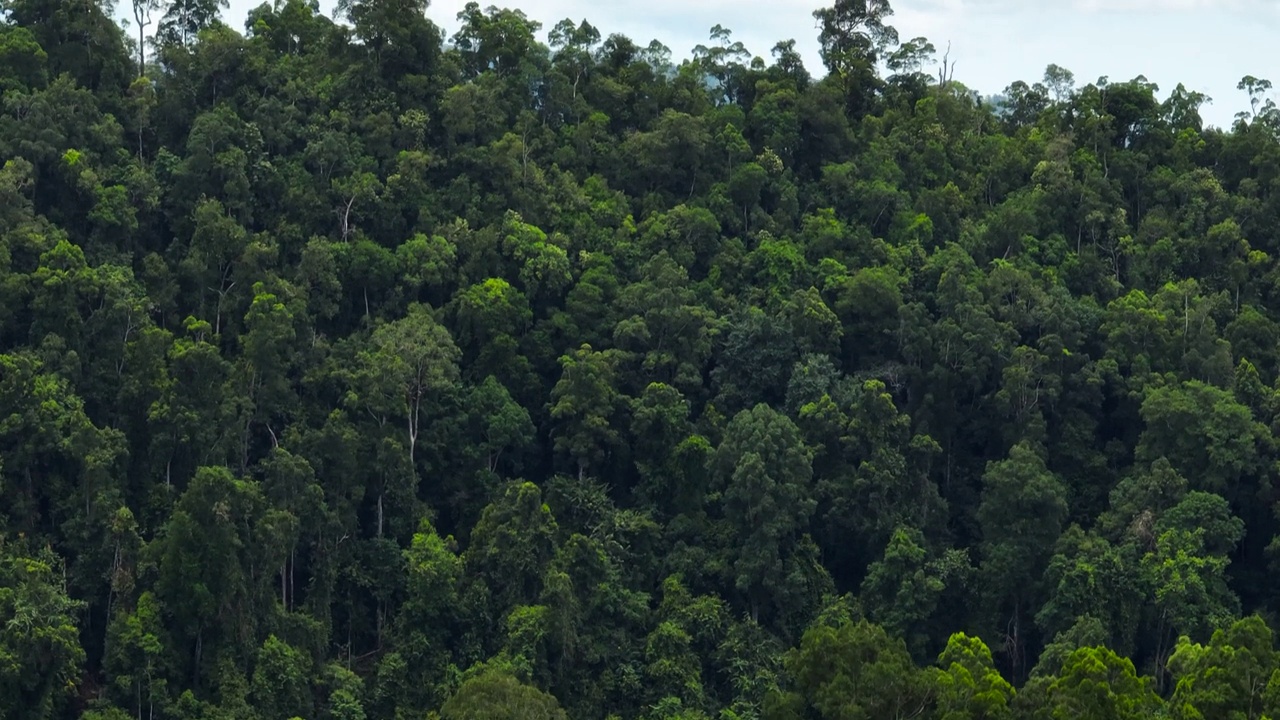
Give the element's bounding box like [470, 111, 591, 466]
[1071, 0, 1261, 10]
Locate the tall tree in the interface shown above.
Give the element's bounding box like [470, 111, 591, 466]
[0, 543, 86, 720]
[349, 304, 460, 535]
[549, 344, 624, 480]
[977, 442, 1069, 680]
[812, 0, 898, 115]
[131, 0, 162, 75]
[158, 0, 228, 47]
[713, 404, 819, 627]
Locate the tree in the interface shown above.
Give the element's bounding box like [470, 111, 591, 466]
[464, 481, 559, 636]
[711, 306, 798, 413]
[251, 635, 314, 720]
[860, 526, 952, 658]
[812, 0, 898, 115]
[501, 213, 572, 306]
[1043, 64, 1076, 103]
[158, 0, 228, 47]
[180, 199, 247, 336]
[1142, 519, 1242, 675]
[358, 304, 460, 474]
[453, 277, 533, 386]
[1236, 76, 1279, 128]
[337, 0, 429, 48]
[713, 404, 818, 626]
[813, 377, 945, 577]
[765, 619, 929, 720]
[104, 591, 166, 720]
[237, 281, 299, 468]
[1036, 526, 1141, 655]
[547, 17, 600, 120]
[1167, 615, 1276, 720]
[931, 633, 1015, 720]
[1135, 380, 1269, 504]
[1, 0, 131, 92]
[151, 466, 266, 683]
[613, 252, 717, 396]
[0, 543, 86, 720]
[464, 376, 535, 477]
[550, 344, 624, 480]
[452, 2, 545, 80]
[1045, 647, 1162, 720]
[377, 518, 463, 716]
[439, 667, 568, 720]
[343, 305, 460, 538]
[630, 382, 698, 512]
[977, 441, 1069, 679]
[131, 0, 162, 75]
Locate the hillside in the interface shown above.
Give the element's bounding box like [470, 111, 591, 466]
[3, 0, 1280, 718]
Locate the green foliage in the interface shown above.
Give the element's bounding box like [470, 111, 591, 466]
[0, 543, 86, 720]
[931, 633, 1016, 720]
[550, 344, 624, 478]
[438, 666, 568, 720]
[1045, 646, 1162, 720]
[713, 404, 821, 631]
[3, 1, 1280, 718]
[766, 619, 928, 720]
[1167, 615, 1277, 720]
[251, 635, 313, 720]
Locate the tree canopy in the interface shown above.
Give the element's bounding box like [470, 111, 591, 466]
[2, 0, 1280, 718]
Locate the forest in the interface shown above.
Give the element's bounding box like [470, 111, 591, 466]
[4, 0, 1280, 717]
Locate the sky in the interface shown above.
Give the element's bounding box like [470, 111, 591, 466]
[214, 0, 1280, 129]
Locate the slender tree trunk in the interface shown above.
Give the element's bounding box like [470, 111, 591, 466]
[133, 1, 149, 78]
[105, 542, 120, 663]
[408, 396, 419, 470]
[193, 629, 203, 688]
[377, 600, 384, 649]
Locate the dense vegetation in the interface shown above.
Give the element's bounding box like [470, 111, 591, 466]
[5, 0, 1280, 717]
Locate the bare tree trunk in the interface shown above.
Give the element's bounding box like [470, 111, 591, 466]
[193, 629, 203, 688]
[341, 195, 357, 240]
[408, 397, 419, 469]
[132, 0, 150, 78]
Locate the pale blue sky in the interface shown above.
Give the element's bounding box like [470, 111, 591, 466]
[213, 0, 1277, 129]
